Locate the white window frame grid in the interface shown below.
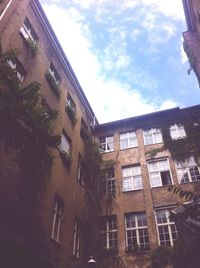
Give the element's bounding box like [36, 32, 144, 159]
[49, 63, 60, 85]
[143, 128, 163, 145]
[73, 220, 81, 258]
[125, 213, 150, 251]
[120, 131, 138, 150]
[19, 17, 37, 43]
[51, 196, 64, 243]
[100, 136, 114, 153]
[101, 216, 118, 251]
[122, 165, 143, 192]
[7, 58, 25, 83]
[175, 156, 200, 184]
[170, 124, 186, 140]
[102, 168, 115, 196]
[66, 94, 76, 112]
[148, 159, 173, 188]
[155, 209, 178, 247]
[59, 133, 71, 154]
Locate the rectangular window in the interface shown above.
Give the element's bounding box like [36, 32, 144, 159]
[73, 219, 81, 259]
[77, 155, 84, 186]
[175, 156, 200, 184]
[66, 93, 76, 112]
[148, 159, 172, 188]
[99, 136, 114, 152]
[120, 131, 138, 150]
[7, 58, 26, 83]
[80, 118, 88, 140]
[101, 168, 115, 196]
[59, 132, 71, 154]
[100, 215, 118, 252]
[170, 124, 186, 140]
[48, 63, 60, 85]
[51, 195, 64, 243]
[66, 94, 76, 123]
[122, 165, 143, 192]
[19, 17, 38, 43]
[143, 128, 163, 145]
[155, 209, 178, 247]
[125, 212, 150, 251]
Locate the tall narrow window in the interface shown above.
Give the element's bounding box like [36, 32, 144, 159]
[175, 156, 200, 184]
[19, 17, 38, 43]
[66, 94, 76, 123]
[155, 209, 178, 247]
[73, 219, 81, 259]
[48, 63, 60, 85]
[120, 131, 138, 150]
[170, 124, 186, 140]
[101, 168, 115, 196]
[148, 159, 172, 188]
[125, 212, 150, 251]
[122, 165, 143, 192]
[59, 132, 71, 154]
[143, 128, 163, 145]
[77, 154, 84, 186]
[7, 58, 26, 83]
[51, 195, 64, 243]
[100, 215, 118, 253]
[99, 136, 114, 152]
[80, 118, 88, 140]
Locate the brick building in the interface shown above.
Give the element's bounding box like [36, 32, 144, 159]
[1, 0, 200, 268]
[182, 0, 200, 86]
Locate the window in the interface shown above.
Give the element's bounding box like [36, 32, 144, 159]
[101, 168, 115, 196]
[175, 156, 200, 184]
[122, 165, 143, 192]
[19, 17, 38, 43]
[73, 219, 81, 258]
[51, 195, 64, 243]
[148, 159, 172, 188]
[143, 128, 163, 145]
[170, 124, 186, 140]
[99, 136, 114, 152]
[80, 118, 88, 140]
[120, 131, 137, 150]
[7, 58, 26, 83]
[100, 215, 118, 252]
[59, 132, 71, 154]
[125, 213, 150, 251]
[66, 94, 76, 123]
[66, 93, 75, 113]
[41, 98, 51, 120]
[48, 63, 60, 86]
[155, 209, 178, 247]
[77, 155, 84, 186]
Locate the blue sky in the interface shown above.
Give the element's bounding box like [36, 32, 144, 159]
[41, 0, 200, 123]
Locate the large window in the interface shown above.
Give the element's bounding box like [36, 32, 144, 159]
[7, 58, 26, 83]
[175, 156, 200, 184]
[148, 159, 172, 188]
[122, 165, 143, 192]
[73, 219, 81, 259]
[100, 215, 118, 252]
[125, 212, 150, 251]
[19, 17, 38, 43]
[51, 195, 64, 243]
[143, 128, 163, 145]
[155, 209, 178, 247]
[59, 132, 71, 155]
[120, 131, 137, 150]
[99, 136, 114, 152]
[170, 124, 186, 140]
[101, 168, 115, 196]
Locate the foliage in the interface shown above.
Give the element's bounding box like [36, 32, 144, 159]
[65, 103, 76, 124]
[45, 70, 61, 97]
[59, 150, 72, 168]
[26, 38, 38, 57]
[151, 246, 173, 268]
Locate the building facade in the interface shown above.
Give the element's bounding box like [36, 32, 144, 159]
[182, 0, 200, 86]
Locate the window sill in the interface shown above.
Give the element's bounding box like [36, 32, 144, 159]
[100, 150, 114, 154]
[120, 146, 138, 151]
[145, 142, 163, 146]
[151, 184, 173, 189]
[122, 189, 143, 193]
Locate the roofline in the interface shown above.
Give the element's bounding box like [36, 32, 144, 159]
[32, 0, 98, 125]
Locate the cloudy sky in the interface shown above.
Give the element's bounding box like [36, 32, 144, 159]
[40, 0, 200, 123]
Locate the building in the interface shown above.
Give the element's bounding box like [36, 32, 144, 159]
[182, 0, 200, 86]
[1, 0, 200, 268]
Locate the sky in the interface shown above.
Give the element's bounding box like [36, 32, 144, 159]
[40, 0, 200, 123]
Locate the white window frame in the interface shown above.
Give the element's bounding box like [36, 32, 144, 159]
[48, 63, 60, 85]
[77, 155, 84, 186]
[7, 58, 25, 83]
[59, 132, 71, 155]
[120, 131, 138, 150]
[122, 165, 143, 192]
[125, 213, 150, 251]
[148, 159, 173, 188]
[51, 195, 64, 243]
[19, 17, 38, 43]
[143, 128, 163, 145]
[73, 219, 81, 258]
[155, 209, 178, 247]
[99, 136, 114, 153]
[175, 156, 200, 184]
[66, 93, 76, 112]
[102, 168, 115, 196]
[170, 124, 186, 140]
[100, 216, 118, 251]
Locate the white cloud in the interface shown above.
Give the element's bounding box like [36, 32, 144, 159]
[160, 100, 178, 110]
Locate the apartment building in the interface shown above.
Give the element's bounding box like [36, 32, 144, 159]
[95, 105, 200, 267]
[182, 0, 200, 86]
